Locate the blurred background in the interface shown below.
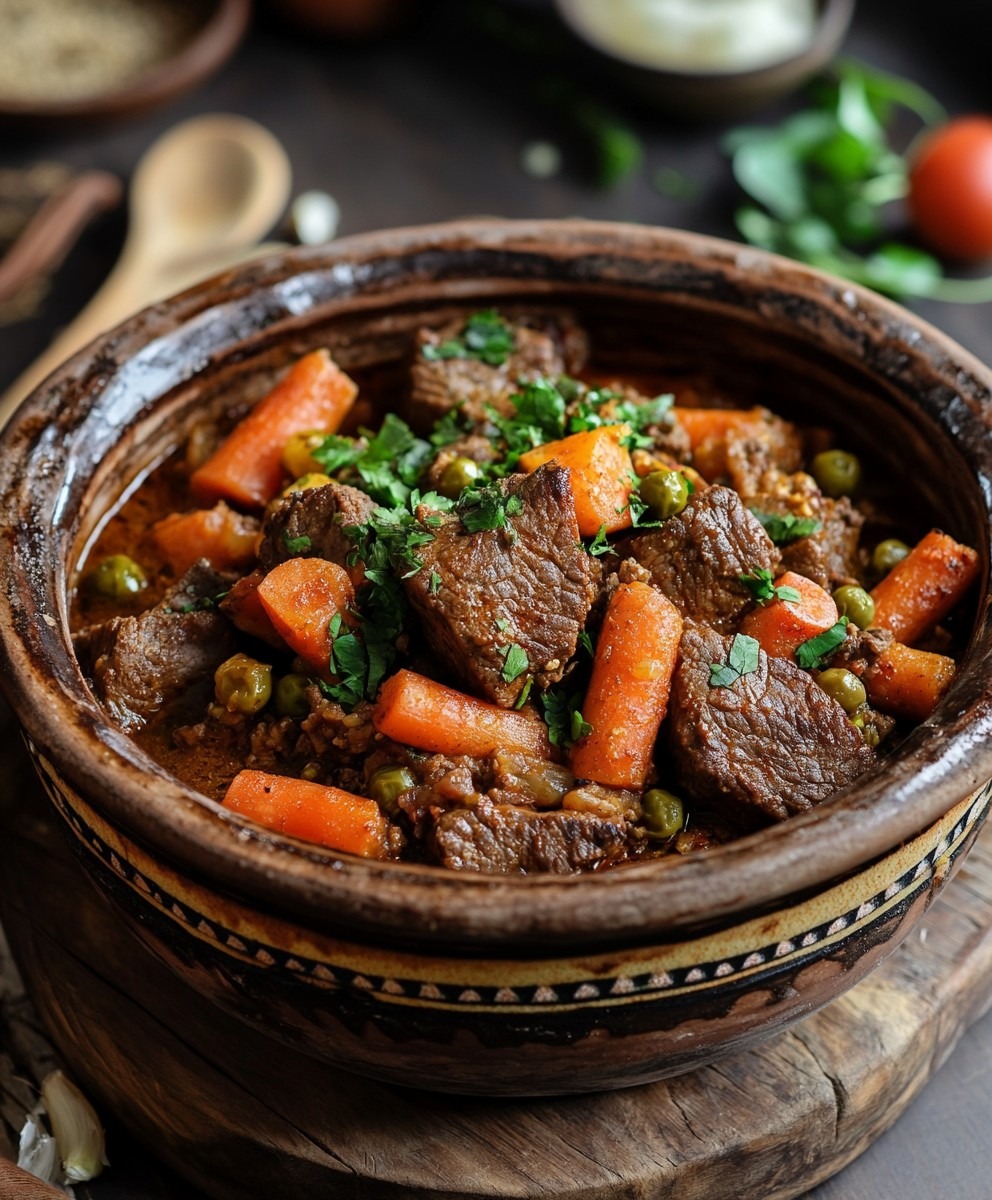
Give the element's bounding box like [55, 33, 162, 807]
[2, 1, 992, 1196]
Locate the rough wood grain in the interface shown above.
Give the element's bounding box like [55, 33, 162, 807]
[2, 738, 992, 1200]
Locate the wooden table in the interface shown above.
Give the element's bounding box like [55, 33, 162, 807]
[2, 1, 991, 1196]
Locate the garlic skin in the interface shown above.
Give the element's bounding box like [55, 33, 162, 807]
[40, 1070, 109, 1184]
[17, 1114, 60, 1186]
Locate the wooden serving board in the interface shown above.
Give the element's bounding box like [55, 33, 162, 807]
[2, 738, 992, 1200]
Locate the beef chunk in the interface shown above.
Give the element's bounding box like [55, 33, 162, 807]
[429, 798, 631, 873]
[668, 626, 876, 824]
[409, 314, 583, 430]
[622, 486, 780, 631]
[74, 562, 236, 732]
[404, 466, 599, 706]
[258, 481, 375, 580]
[830, 623, 894, 677]
[737, 468, 866, 590]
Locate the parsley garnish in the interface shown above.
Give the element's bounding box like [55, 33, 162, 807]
[282, 532, 312, 555]
[796, 618, 850, 671]
[313, 413, 433, 507]
[429, 571, 442, 596]
[578, 630, 595, 657]
[501, 643, 529, 683]
[540, 688, 593, 749]
[514, 679, 534, 710]
[458, 482, 524, 533]
[587, 524, 613, 557]
[740, 568, 802, 606]
[429, 405, 472, 448]
[709, 633, 761, 688]
[421, 309, 515, 367]
[750, 509, 822, 545]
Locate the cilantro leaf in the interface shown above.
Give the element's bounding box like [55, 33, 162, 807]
[282, 532, 312, 556]
[796, 618, 850, 671]
[312, 433, 363, 475]
[587, 524, 613, 557]
[459, 483, 523, 533]
[709, 633, 761, 688]
[750, 509, 822, 545]
[501, 643, 529, 683]
[740, 568, 802, 606]
[540, 688, 593, 749]
[578, 630, 594, 657]
[421, 309, 515, 367]
[514, 679, 534, 710]
[314, 414, 432, 508]
[430, 405, 471, 448]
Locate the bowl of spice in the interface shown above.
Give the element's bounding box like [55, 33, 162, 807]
[0, 0, 250, 126]
[553, 0, 856, 119]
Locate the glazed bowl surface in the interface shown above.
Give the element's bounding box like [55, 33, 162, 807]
[0, 219, 991, 1095]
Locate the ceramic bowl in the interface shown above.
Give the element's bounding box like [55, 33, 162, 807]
[0, 0, 250, 127]
[0, 220, 990, 1096]
[553, 0, 856, 119]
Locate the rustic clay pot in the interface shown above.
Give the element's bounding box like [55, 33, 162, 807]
[0, 220, 990, 1095]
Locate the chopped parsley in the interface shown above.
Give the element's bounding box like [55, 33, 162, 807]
[282, 532, 312, 555]
[739, 568, 801, 606]
[429, 405, 472, 448]
[795, 617, 850, 671]
[750, 509, 822, 545]
[313, 413, 433, 507]
[514, 679, 534, 709]
[421, 309, 516, 367]
[709, 633, 761, 688]
[577, 630, 595, 657]
[458, 482, 524, 533]
[501, 643, 529, 683]
[429, 571, 442, 596]
[540, 688, 593, 749]
[587, 524, 613, 557]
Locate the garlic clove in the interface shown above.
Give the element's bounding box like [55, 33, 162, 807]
[40, 1070, 108, 1184]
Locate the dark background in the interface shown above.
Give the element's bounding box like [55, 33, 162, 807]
[2, 1, 992, 1196]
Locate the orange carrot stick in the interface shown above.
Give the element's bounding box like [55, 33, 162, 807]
[864, 642, 957, 723]
[222, 769, 390, 858]
[870, 530, 980, 646]
[739, 571, 839, 661]
[190, 349, 358, 509]
[373, 668, 551, 759]
[518, 424, 634, 536]
[152, 502, 259, 576]
[569, 582, 683, 789]
[256, 558, 354, 673]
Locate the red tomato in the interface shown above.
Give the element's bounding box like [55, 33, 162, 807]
[908, 116, 992, 262]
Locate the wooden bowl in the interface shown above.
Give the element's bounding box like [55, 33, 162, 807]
[0, 0, 251, 128]
[0, 220, 990, 1095]
[553, 0, 856, 119]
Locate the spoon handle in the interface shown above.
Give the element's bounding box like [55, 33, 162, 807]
[0, 241, 285, 427]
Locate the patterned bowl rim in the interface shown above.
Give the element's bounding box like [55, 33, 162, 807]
[0, 218, 990, 950]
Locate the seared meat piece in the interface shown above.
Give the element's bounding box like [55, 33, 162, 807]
[405, 466, 599, 706]
[74, 562, 235, 732]
[409, 314, 583, 430]
[257, 481, 375, 581]
[622, 486, 780, 632]
[429, 798, 631, 873]
[668, 626, 876, 824]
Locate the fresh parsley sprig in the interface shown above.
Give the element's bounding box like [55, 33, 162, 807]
[795, 618, 850, 671]
[312, 413, 433, 508]
[709, 633, 761, 688]
[750, 509, 822, 545]
[421, 309, 516, 367]
[540, 687, 593, 748]
[740, 568, 802, 606]
[458, 481, 524, 533]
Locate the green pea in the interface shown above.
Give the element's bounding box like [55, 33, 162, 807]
[438, 456, 483, 499]
[872, 538, 910, 576]
[642, 788, 685, 839]
[639, 469, 690, 520]
[214, 653, 272, 715]
[816, 668, 867, 715]
[88, 554, 147, 602]
[832, 585, 875, 630]
[275, 672, 311, 718]
[369, 765, 417, 816]
[850, 713, 881, 748]
[810, 449, 861, 498]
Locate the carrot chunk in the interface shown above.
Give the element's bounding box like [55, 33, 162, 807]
[671, 407, 759, 449]
[219, 568, 283, 647]
[739, 571, 840, 661]
[373, 668, 551, 759]
[870, 530, 980, 646]
[223, 769, 390, 858]
[256, 558, 355, 673]
[864, 642, 957, 722]
[570, 582, 683, 789]
[518, 424, 634, 536]
[190, 349, 358, 508]
[152, 502, 259, 576]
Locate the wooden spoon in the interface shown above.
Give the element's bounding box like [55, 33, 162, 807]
[1, 113, 292, 423]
